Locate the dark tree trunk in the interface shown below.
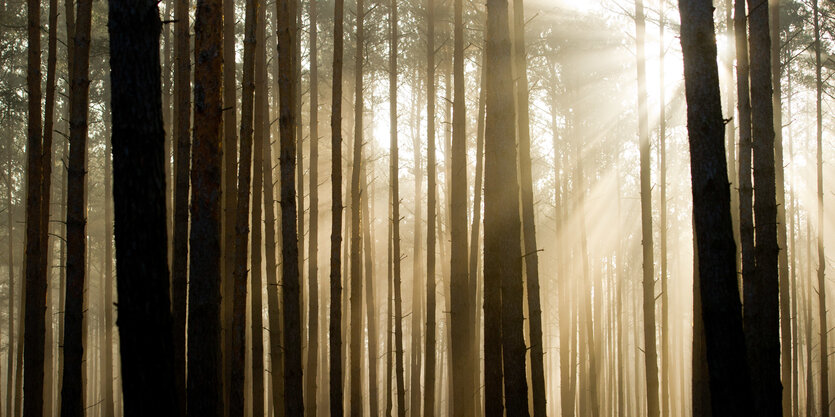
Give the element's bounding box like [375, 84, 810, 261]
[106, 0, 180, 413]
[409, 80, 424, 417]
[388, 0, 406, 413]
[59, 0, 93, 412]
[305, 0, 320, 412]
[424, 0, 437, 414]
[22, 0, 45, 409]
[277, 0, 304, 413]
[510, 1, 545, 414]
[450, 0, 472, 413]
[329, 0, 345, 414]
[361, 165, 380, 416]
[677, 0, 754, 415]
[170, 0, 191, 406]
[187, 0, 225, 411]
[634, 2, 660, 416]
[813, 1, 828, 414]
[230, 0, 257, 411]
[745, 0, 781, 415]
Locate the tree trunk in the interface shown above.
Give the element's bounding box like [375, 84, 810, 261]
[305, 0, 320, 412]
[329, 0, 345, 414]
[102, 79, 115, 417]
[677, 0, 754, 415]
[484, 0, 526, 414]
[106, 0, 180, 412]
[171, 0, 191, 406]
[657, 5, 670, 417]
[634, 2, 660, 416]
[59, 0, 93, 412]
[22, 0, 46, 409]
[362, 164, 380, 417]
[423, 0, 437, 414]
[5, 145, 16, 417]
[745, 0, 781, 415]
[410, 79, 424, 417]
[276, 0, 304, 412]
[510, 1, 545, 414]
[388, 0, 406, 414]
[449, 0, 472, 413]
[230, 0, 257, 411]
[814, 1, 828, 414]
[187, 0, 225, 410]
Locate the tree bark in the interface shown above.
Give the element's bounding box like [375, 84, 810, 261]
[510, 1, 545, 414]
[277, 0, 304, 412]
[813, 1, 827, 414]
[410, 79, 424, 417]
[5, 146, 16, 417]
[222, 0, 238, 401]
[329, 0, 345, 414]
[305, 0, 320, 412]
[677, 0, 754, 415]
[745, 0, 781, 415]
[102, 79, 115, 417]
[187, 0, 225, 411]
[423, 0, 437, 414]
[657, 5, 670, 417]
[106, 0, 180, 412]
[362, 164, 380, 417]
[634, 2, 660, 416]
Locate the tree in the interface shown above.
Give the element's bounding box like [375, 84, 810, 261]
[449, 0, 473, 411]
[634, 2, 660, 416]
[59, 0, 93, 411]
[813, 1, 827, 414]
[510, 0, 545, 414]
[677, 0, 754, 415]
[106, 0, 180, 412]
[328, 0, 345, 414]
[277, 0, 304, 412]
[305, 0, 320, 412]
[424, 0, 437, 413]
[745, 0, 781, 415]
[187, 0, 224, 410]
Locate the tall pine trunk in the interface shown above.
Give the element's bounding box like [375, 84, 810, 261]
[423, 0, 437, 414]
[277, 0, 304, 412]
[361, 164, 380, 416]
[657, 5, 670, 417]
[305, 0, 320, 412]
[187, 0, 225, 411]
[678, 0, 753, 415]
[746, 0, 781, 415]
[510, 1, 546, 413]
[5, 144, 16, 417]
[634, 2, 659, 416]
[410, 80, 424, 417]
[102, 82, 115, 417]
[107, 0, 180, 412]
[814, 0, 828, 413]
[329, 0, 345, 414]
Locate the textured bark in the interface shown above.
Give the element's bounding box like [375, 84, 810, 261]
[813, 1, 827, 414]
[388, 1, 406, 414]
[349, 0, 366, 414]
[361, 165, 380, 417]
[277, 0, 304, 412]
[677, 0, 754, 414]
[510, 1, 545, 414]
[450, 0, 472, 413]
[634, 2, 660, 416]
[171, 0, 191, 407]
[22, 0, 46, 410]
[230, 0, 257, 412]
[484, 0, 526, 414]
[423, 0, 437, 414]
[305, 0, 320, 412]
[59, 0, 93, 412]
[106, 0, 180, 413]
[187, 0, 224, 411]
[745, 0, 781, 415]
[328, 0, 345, 414]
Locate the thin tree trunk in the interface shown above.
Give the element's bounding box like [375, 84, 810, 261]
[634, 2, 659, 416]
[329, 0, 345, 414]
[677, 0, 753, 415]
[745, 0, 781, 415]
[5, 147, 16, 417]
[510, 1, 545, 414]
[171, 0, 191, 406]
[276, 0, 304, 412]
[410, 79, 424, 417]
[305, 0, 320, 412]
[484, 0, 526, 414]
[230, 0, 257, 411]
[187, 0, 225, 410]
[59, 0, 93, 412]
[362, 164, 380, 417]
[449, 0, 472, 412]
[424, 0, 437, 414]
[657, 5, 670, 417]
[814, 1, 827, 413]
[106, 0, 180, 412]
[388, 1, 406, 413]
